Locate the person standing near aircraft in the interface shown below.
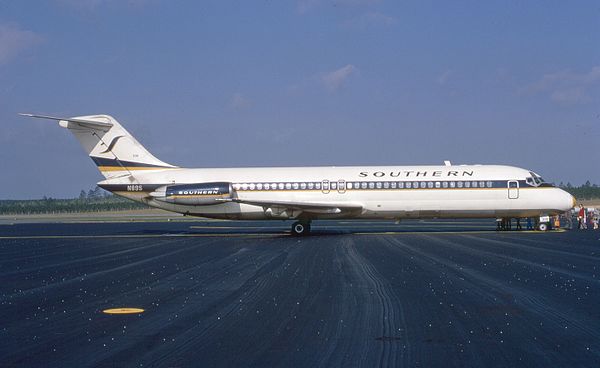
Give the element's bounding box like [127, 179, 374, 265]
[578, 205, 585, 229]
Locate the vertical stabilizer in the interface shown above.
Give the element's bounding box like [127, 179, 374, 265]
[21, 113, 176, 178]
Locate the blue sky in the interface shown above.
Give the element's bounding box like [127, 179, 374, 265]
[1, 1, 599, 199]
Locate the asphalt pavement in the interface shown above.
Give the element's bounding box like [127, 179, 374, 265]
[1, 220, 599, 367]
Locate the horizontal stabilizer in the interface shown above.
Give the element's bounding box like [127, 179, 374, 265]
[19, 113, 113, 131]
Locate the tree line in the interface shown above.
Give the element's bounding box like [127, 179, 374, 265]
[1, 182, 599, 215]
[559, 181, 600, 201]
[0, 187, 149, 215]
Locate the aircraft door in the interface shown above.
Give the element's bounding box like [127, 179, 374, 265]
[508, 180, 519, 199]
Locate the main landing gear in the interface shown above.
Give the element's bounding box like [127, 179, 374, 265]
[291, 221, 311, 236]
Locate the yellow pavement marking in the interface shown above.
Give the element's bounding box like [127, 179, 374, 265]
[103, 308, 145, 314]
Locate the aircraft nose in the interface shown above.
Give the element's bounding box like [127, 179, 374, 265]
[559, 190, 576, 212]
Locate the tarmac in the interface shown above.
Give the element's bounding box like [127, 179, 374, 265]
[0, 219, 599, 367]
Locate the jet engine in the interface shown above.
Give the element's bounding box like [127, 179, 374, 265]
[151, 182, 233, 206]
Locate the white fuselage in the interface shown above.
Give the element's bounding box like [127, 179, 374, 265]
[22, 114, 574, 229]
[99, 164, 575, 221]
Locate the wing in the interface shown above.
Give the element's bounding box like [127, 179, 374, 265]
[229, 198, 363, 215]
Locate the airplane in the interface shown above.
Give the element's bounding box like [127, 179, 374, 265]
[20, 113, 575, 235]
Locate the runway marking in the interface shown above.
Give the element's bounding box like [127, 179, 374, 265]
[0, 233, 285, 240]
[103, 308, 145, 315]
[189, 225, 494, 230]
[0, 228, 565, 239]
[189, 226, 287, 229]
[354, 229, 565, 235]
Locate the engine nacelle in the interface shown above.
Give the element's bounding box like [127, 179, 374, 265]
[151, 182, 233, 206]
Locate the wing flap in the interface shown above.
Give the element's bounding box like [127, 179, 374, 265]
[228, 198, 362, 214]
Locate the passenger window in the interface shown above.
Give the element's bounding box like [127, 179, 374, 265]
[465, 182, 471, 188]
[391, 182, 397, 189]
[406, 182, 412, 189]
[331, 182, 337, 190]
[442, 182, 448, 188]
[315, 182, 321, 190]
[368, 182, 375, 189]
[397, 182, 403, 189]
[427, 182, 434, 188]
[435, 182, 441, 188]
[486, 181, 492, 188]
[383, 182, 389, 189]
[376, 182, 382, 189]
[457, 181, 463, 188]
[450, 181, 456, 188]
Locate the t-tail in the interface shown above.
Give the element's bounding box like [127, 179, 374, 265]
[19, 113, 176, 178]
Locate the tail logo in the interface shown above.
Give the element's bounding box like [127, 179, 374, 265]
[100, 135, 125, 154]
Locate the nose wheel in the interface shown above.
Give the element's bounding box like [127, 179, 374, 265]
[291, 221, 311, 236]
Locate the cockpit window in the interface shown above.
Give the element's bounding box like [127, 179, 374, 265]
[527, 171, 550, 187]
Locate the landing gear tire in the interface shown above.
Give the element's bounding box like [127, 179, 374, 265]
[291, 221, 311, 236]
[538, 223, 548, 231]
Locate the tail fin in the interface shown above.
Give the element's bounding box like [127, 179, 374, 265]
[20, 113, 176, 178]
